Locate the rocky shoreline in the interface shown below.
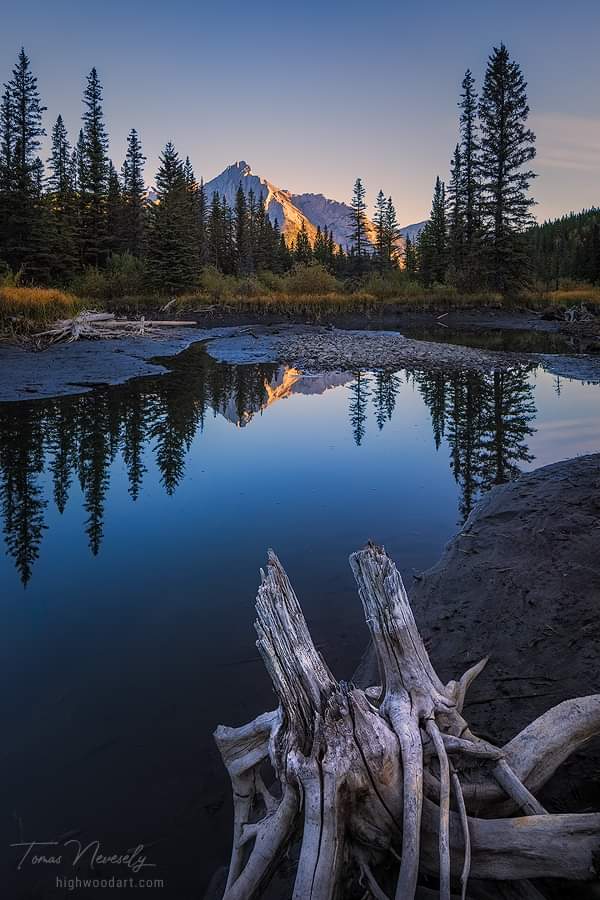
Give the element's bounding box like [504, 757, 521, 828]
[2, 319, 600, 401]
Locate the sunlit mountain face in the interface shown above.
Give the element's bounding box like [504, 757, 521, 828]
[202, 161, 426, 249]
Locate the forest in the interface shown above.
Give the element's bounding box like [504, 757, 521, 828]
[2, 41, 594, 316]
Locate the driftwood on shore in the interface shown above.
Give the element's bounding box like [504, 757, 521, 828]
[214, 544, 600, 900]
[34, 310, 197, 345]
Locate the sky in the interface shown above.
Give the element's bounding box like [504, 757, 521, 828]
[1, 0, 599, 225]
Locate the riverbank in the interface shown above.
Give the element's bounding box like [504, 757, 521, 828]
[2, 317, 600, 401]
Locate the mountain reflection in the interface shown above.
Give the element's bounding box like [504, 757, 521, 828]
[0, 348, 536, 585]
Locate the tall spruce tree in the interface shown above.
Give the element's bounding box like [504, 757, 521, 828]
[182, 156, 202, 277]
[384, 197, 399, 268]
[349, 177, 368, 273]
[46, 114, 78, 280]
[121, 128, 146, 257]
[0, 48, 46, 274]
[147, 142, 197, 291]
[79, 68, 109, 266]
[447, 144, 464, 280]
[404, 234, 418, 278]
[418, 176, 447, 285]
[234, 184, 252, 274]
[459, 69, 480, 279]
[478, 44, 536, 292]
[105, 161, 123, 256]
[198, 177, 208, 266]
[294, 220, 312, 264]
[374, 189, 387, 273]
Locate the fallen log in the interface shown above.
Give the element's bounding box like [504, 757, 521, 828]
[214, 544, 600, 900]
[34, 310, 197, 344]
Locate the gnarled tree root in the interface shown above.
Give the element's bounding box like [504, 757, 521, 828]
[214, 545, 600, 899]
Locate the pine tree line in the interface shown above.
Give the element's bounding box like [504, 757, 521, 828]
[412, 44, 537, 294]
[527, 209, 600, 288]
[1, 44, 543, 296]
[0, 48, 406, 293]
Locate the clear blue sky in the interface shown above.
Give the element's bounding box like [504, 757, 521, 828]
[1, 0, 599, 224]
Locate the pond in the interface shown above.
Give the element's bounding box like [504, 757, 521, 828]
[1, 341, 600, 896]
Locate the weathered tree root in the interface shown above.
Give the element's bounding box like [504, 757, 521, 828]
[214, 545, 600, 899]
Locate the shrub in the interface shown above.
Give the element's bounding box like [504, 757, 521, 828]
[198, 266, 238, 300]
[257, 270, 285, 292]
[360, 269, 414, 299]
[284, 262, 339, 295]
[70, 254, 148, 301]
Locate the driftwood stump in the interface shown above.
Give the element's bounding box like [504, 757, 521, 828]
[214, 545, 600, 899]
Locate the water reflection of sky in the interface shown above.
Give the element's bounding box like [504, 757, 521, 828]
[1, 350, 599, 896]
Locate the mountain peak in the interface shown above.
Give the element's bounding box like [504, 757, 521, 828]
[227, 160, 252, 175]
[204, 162, 420, 250]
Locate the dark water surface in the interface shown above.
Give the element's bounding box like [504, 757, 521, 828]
[1, 342, 599, 897]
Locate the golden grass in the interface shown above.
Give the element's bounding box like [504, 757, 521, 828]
[172, 287, 504, 316]
[545, 287, 600, 305]
[0, 285, 81, 324]
[524, 286, 600, 310]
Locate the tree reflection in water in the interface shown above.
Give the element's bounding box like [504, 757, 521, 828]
[0, 349, 536, 585]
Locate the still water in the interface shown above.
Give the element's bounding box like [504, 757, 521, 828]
[1, 342, 599, 896]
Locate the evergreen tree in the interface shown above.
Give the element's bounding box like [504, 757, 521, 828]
[374, 189, 387, 273]
[46, 114, 78, 280]
[349, 177, 369, 273]
[447, 144, 464, 280]
[275, 228, 293, 273]
[208, 191, 225, 269]
[404, 234, 418, 278]
[294, 220, 312, 264]
[79, 67, 109, 265]
[384, 196, 399, 268]
[106, 161, 123, 255]
[234, 184, 252, 274]
[0, 48, 47, 274]
[147, 142, 197, 291]
[121, 128, 146, 257]
[313, 225, 328, 265]
[182, 155, 202, 277]
[478, 44, 536, 292]
[198, 177, 208, 266]
[418, 176, 447, 285]
[459, 69, 480, 280]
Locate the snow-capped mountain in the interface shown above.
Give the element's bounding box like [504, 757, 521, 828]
[192, 160, 425, 251]
[204, 161, 318, 246]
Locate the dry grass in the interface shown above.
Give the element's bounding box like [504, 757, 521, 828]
[525, 285, 600, 309]
[545, 287, 600, 305]
[0, 286, 82, 331]
[172, 286, 504, 317]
